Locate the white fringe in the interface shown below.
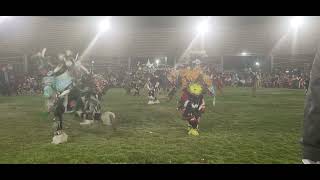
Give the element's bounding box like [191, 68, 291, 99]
[101, 112, 116, 126]
[52, 132, 68, 144]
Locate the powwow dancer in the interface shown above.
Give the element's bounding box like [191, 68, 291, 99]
[146, 75, 160, 105]
[213, 73, 224, 96]
[33, 48, 115, 144]
[177, 64, 215, 136]
[178, 83, 205, 136]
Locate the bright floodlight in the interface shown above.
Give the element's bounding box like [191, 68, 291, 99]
[255, 62, 260, 66]
[0, 16, 11, 20]
[98, 18, 111, 33]
[155, 59, 160, 65]
[241, 52, 248, 56]
[290, 17, 304, 29]
[197, 20, 209, 34]
[0, 16, 12, 23]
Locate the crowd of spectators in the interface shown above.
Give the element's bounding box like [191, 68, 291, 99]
[0, 63, 310, 97]
[218, 70, 310, 89]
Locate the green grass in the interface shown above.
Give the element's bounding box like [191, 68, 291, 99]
[0, 87, 304, 163]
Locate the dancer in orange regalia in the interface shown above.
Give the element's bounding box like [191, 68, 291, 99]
[177, 63, 215, 136]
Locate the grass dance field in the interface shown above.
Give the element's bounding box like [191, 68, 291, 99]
[0, 87, 304, 163]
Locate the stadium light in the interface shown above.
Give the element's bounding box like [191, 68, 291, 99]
[0, 16, 12, 23]
[155, 59, 160, 65]
[196, 19, 209, 34]
[241, 52, 248, 56]
[255, 62, 260, 66]
[0, 16, 11, 20]
[290, 17, 304, 29]
[98, 17, 111, 33]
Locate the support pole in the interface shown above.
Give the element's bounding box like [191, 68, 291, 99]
[221, 55, 224, 73]
[270, 55, 274, 73]
[128, 57, 131, 70]
[23, 54, 28, 74]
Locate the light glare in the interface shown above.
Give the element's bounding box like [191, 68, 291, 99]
[241, 52, 248, 56]
[0, 16, 12, 23]
[290, 17, 304, 29]
[197, 20, 209, 34]
[98, 18, 111, 33]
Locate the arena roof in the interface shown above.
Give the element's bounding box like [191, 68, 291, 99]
[0, 16, 320, 59]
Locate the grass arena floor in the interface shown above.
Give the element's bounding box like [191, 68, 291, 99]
[0, 87, 304, 164]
